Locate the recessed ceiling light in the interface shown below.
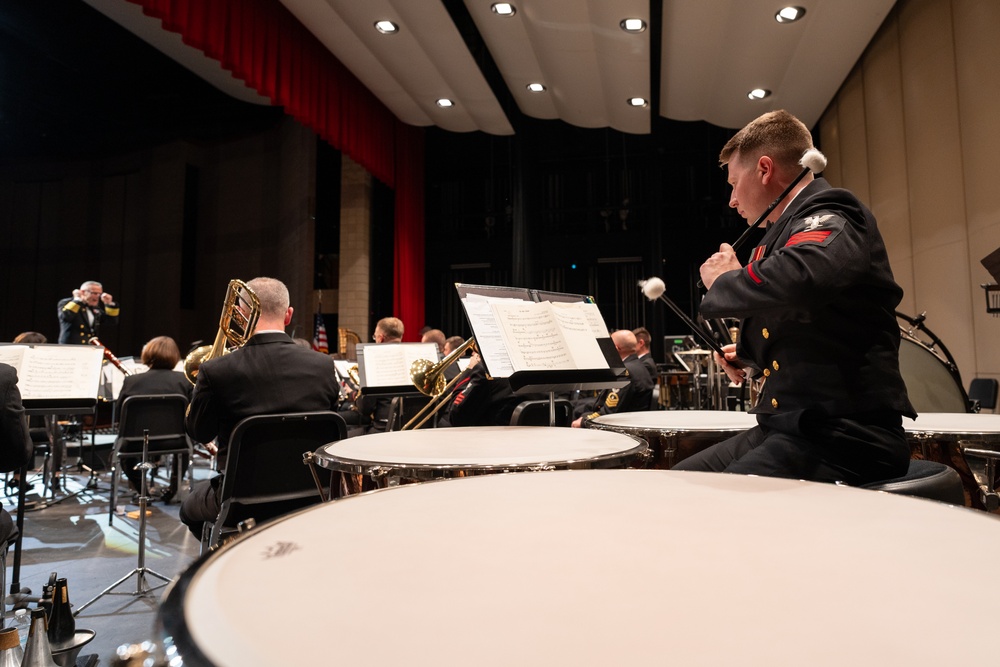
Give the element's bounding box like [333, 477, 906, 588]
[747, 88, 771, 100]
[436, 98, 454, 108]
[775, 6, 806, 23]
[491, 3, 516, 17]
[374, 20, 398, 34]
[526, 83, 546, 93]
[627, 97, 648, 108]
[620, 18, 646, 33]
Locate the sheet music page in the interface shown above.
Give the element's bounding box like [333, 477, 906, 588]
[549, 302, 610, 369]
[461, 294, 519, 377]
[550, 301, 610, 338]
[491, 301, 576, 371]
[16, 345, 103, 400]
[360, 343, 439, 387]
[0, 346, 29, 373]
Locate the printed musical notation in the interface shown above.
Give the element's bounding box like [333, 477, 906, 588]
[359, 342, 440, 388]
[460, 296, 610, 378]
[0, 344, 104, 400]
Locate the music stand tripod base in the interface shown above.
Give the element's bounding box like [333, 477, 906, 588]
[74, 432, 172, 615]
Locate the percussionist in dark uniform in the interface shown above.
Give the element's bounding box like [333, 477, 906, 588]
[674, 109, 915, 485]
[57, 280, 120, 344]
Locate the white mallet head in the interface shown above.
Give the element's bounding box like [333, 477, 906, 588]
[639, 277, 666, 301]
[799, 148, 827, 174]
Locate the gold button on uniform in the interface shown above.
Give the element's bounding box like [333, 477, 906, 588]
[771, 398, 779, 408]
[772, 360, 779, 371]
[763, 369, 771, 377]
[762, 328, 769, 339]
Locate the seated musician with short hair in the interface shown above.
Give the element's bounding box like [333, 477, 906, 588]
[179, 277, 341, 538]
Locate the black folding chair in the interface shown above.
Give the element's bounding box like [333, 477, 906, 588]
[509, 399, 574, 427]
[109, 394, 192, 526]
[203, 411, 347, 551]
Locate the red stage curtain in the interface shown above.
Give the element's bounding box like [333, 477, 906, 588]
[128, 0, 425, 333]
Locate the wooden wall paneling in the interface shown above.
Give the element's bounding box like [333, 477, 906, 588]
[954, 0, 1000, 381]
[861, 14, 916, 315]
[898, 0, 976, 379]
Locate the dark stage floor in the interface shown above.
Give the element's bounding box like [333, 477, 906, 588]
[3, 439, 204, 665]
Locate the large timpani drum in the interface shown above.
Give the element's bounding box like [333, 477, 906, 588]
[904, 413, 1000, 510]
[898, 332, 969, 413]
[584, 410, 757, 469]
[158, 470, 1000, 666]
[310, 426, 648, 492]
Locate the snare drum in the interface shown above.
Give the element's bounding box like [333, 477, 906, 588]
[904, 413, 1000, 510]
[159, 470, 999, 666]
[584, 411, 757, 469]
[311, 426, 647, 493]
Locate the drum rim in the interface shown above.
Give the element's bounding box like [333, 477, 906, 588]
[310, 433, 648, 476]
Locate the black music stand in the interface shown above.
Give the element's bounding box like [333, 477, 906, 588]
[455, 283, 629, 424]
[74, 431, 171, 615]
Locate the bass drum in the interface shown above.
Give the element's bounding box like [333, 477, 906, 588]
[898, 329, 968, 413]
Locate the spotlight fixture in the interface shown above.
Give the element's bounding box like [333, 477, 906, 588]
[436, 98, 455, 108]
[627, 97, 648, 108]
[619, 18, 646, 33]
[374, 20, 398, 34]
[491, 3, 516, 17]
[775, 6, 806, 23]
[526, 83, 546, 93]
[747, 88, 771, 100]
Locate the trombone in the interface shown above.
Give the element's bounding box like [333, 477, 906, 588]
[184, 280, 261, 384]
[401, 337, 477, 430]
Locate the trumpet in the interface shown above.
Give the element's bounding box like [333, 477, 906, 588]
[402, 337, 477, 430]
[184, 280, 261, 384]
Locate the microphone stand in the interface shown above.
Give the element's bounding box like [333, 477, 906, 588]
[74, 429, 170, 616]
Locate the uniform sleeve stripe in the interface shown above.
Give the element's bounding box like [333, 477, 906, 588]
[785, 230, 832, 246]
[747, 262, 763, 285]
[63, 301, 81, 313]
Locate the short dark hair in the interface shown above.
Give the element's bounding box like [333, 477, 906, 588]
[719, 109, 813, 172]
[141, 336, 182, 370]
[13, 331, 46, 344]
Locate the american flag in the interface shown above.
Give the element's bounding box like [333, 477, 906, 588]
[312, 313, 329, 354]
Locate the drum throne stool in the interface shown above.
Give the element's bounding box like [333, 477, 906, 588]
[861, 459, 965, 506]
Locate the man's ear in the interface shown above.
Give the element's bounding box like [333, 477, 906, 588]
[284, 306, 294, 326]
[757, 156, 775, 186]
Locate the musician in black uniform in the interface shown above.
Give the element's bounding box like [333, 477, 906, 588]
[355, 317, 404, 433]
[57, 281, 121, 344]
[573, 330, 654, 427]
[675, 110, 914, 485]
[0, 363, 33, 545]
[115, 336, 192, 502]
[179, 277, 341, 538]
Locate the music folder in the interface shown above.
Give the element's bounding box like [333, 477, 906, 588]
[456, 283, 628, 394]
[355, 342, 441, 397]
[0, 343, 104, 414]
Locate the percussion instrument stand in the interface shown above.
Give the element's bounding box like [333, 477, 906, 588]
[547, 392, 557, 427]
[74, 430, 170, 616]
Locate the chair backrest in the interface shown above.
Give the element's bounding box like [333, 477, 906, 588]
[117, 394, 189, 444]
[509, 399, 573, 427]
[215, 411, 348, 529]
[968, 378, 999, 412]
[387, 395, 432, 431]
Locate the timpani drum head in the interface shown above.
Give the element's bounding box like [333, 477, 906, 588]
[588, 410, 757, 432]
[312, 426, 647, 479]
[158, 470, 999, 666]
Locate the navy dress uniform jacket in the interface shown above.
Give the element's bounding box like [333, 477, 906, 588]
[700, 178, 916, 421]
